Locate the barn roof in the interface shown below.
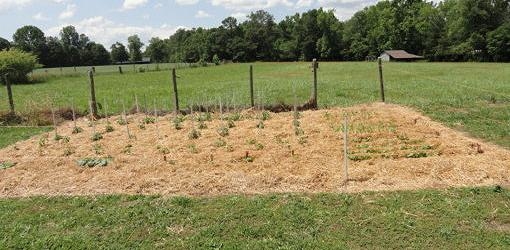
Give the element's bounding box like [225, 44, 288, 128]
[382, 50, 423, 59]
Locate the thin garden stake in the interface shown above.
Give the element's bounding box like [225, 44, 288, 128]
[88, 70, 98, 117]
[89, 101, 96, 135]
[103, 97, 109, 124]
[143, 94, 148, 118]
[250, 65, 254, 108]
[3, 74, 15, 114]
[135, 94, 140, 113]
[312, 58, 318, 108]
[71, 100, 77, 129]
[154, 99, 160, 140]
[172, 68, 179, 114]
[51, 105, 58, 138]
[378, 58, 386, 103]
[122, 101, 131, 139]
[343, 115, 349, 186]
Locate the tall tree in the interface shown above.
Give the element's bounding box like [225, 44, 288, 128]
[59, 26, 81, 66]
[12, 25, 46, 57]
[0, 37, 10, 51]
[110, 42, 129, 63]
[145, 37, 167, 62]
[127, 35, 144, 62]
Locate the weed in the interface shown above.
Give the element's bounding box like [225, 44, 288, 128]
[138, 123, 146, 130]
[91, 132, 103, 141]
[61, 136, 70, 143]
[292, 119, 301, 128]
[72, 126, 83, 134]
[421, 145, 433, 150]
[260, 111, 271, 121]
[255, 143, 264, 150]
[298, 136, 308, 145]
[214, 138, 227, 147]
[38, 134, 48, 148]
[54, 134, 64, 141]
[173, 116, 184, 130]
[229, 113, 242, 121]
[294, 127, 304, 136]
[197, 113, 212, 122]
[242, 151, 254, 162]
[218, 126, 229, 137]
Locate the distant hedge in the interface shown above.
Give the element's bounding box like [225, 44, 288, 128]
[0, 49, 39, 84]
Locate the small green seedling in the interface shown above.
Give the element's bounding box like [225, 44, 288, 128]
[72, 126, 83, 134]
[188, 128, 201, 139]
[77, 157, 111, 168]
[218, 126, 229, 137]
[91, 132, 103, 141]
[0, 161, 16, 170]
[105, 124, 114, 133]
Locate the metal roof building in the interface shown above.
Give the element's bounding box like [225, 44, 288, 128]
[379, 50, 424, 61]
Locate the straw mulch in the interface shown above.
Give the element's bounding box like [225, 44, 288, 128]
[1, 103, 509, 197]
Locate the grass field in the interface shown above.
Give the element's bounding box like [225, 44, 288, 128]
[1, 62, 509, 148]
[1, 187, 508, 248]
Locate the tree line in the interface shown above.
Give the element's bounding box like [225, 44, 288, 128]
[1, 0, 509, 67]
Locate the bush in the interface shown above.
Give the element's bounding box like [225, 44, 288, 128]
[212, 54, 220, 65]
[0, 49, 39, 83]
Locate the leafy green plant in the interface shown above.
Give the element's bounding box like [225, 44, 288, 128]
[93, 144, 103, 155]
[227, 120, 236, 128]
[242, 152, 254, 162]
[157, 145, 170, 154]
[91, 132, 103, 141]
[72, 126, 83, 134]
[0, 161, 16, 170]
[54, 134, 64, 141]
[38, 134, 48, 148]
[173, 115, 184, 130]
[294, 127, 304, 136]
[77, 157, 111, 167]
[198, 121, 207, 129]
[122, 144, 132, 154]
[229, 113, 242, 121]
[255, 143, 264, 150]
[218, 126, 229, 137]
[406, 152, 428, 158]
[260, 111, 271, 121]
[143, 117, 155, 124]
[138, 122, 146, 130]
[188, 144, 198, 154]
[0, 49, 39, 83]
[188, 128, 201, 139]
[117, 117, 127, 125]
[214, 138, 227, 147]
[105, 124, 114, 133]
[257, 121, 265, 129]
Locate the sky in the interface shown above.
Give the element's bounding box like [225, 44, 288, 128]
[0, 0, 415, 47]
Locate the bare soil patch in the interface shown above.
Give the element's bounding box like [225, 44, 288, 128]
[0, 103, 509, 197]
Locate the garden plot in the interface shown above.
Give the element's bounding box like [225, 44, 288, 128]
[0, 102, 509, 197]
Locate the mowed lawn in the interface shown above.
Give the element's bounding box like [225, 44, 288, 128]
[1, 62, 509, 148]
[0, 187, 509, 248]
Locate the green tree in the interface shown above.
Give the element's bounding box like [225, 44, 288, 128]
[145, 38, 167, 63]
[487, 22, 510, 62]
[127, 35, 144, 62]
[12, 25, 46, 57]
[0, 37, 10, 51]
[59, 26, 81, 66]
[110, 42, 129, 63]
[0, 49, 39, 83]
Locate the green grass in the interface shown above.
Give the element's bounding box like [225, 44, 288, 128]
[1, 62, 509, 148]
[0, 127, 51, 148]
[0, 187, 508, 248]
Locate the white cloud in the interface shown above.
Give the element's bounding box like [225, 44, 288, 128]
[154, 2, 163, 8]
[295, 0, 313, 8]
[0, 0, 32, 12]
[230, 12, 247, 21]
[195, 10, 211, 18]
[58, 3, 76, 19]
[32, 12, 49, 21]
[46, 16, 184, 47]
[122, 0, 148, 10]
[211, 0, 293, 10]
[175, 0, 199, 5]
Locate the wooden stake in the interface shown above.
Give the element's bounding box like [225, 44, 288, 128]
[88, 70, 98, 117]
[89, 101, 96, 135]
[103, 97, 109, 124]
[154, 99, 160, 140]
[122, 101, 131, 139]
[119, 66, 123, 74]
[172, 68, 179, 114]
[71, 100, 77, 129]
[378, 58, 386, 103]
[343, 115, 349, 186]
[135, 94, 140, 113]
[312, 58, 318, 108]
[51, 105, 58, 137]
[3, 74, 15, 114]
[250, 65, 254, 108]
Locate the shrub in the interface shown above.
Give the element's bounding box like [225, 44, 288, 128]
[0, 49, 39, 83]
[212, 54, 220, 65]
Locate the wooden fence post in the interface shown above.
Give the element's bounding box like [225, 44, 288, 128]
[250, 65, 254, 108]
[343, 115, 349, 186]
[311, 58, 318, 108]
[92, 66, 96, 74]
[119, 66, 123, 74]
[378, 58, 385, 103]
[88, 70, 98, 117]
[172, 68, 179, 114]
[3, 74, 15, 114]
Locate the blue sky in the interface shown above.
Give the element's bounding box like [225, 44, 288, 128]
[0, 0, 385, 46]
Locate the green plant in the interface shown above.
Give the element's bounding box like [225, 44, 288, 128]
[91, 132, 103, 141]
[214, 138, 227, 147]
[188, 144, 198, 154]
[292, 119, 301, 128]
[122, 144, 133, 154]
[212, 54, 220, 65]
[217, 126, 229, 137]
[0, 161, 16, 169]
[143, 117, 155, 124]
[61, 136, 70, 143]
[198, 121, 207, 129]
[227, 120, 236, 128]
[229, 113, 242, 121]
[105, 125, 114, 133]
[93, 144, 103, 155]
[348, 154, 372, 161]
[77, 157, 111, 167]
[54, 134, 64, 141]
[173, 115, 184, 130]
[138, 123, 146, 129]
[157, 145, 170, 154]
[260, 111, 271, 121]
[257, 121, 265, 129]
[38, 134, 48, 148]
[294, 127, 304, 136]
[406, 152, 428, 158]
[242, 152, 254, 162]
[197, 113, 212, 122]
[298, 136, 308, 145]
[63, 147, 74, 156]
[72, 126, 83, 134]
[188, 128, 201, 139]
[117, 117, 127, 125]
[255, 143, 264, 150]
[0, 49, 39, 83]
